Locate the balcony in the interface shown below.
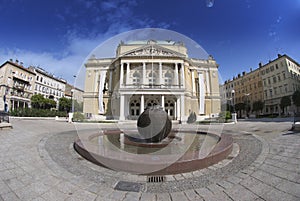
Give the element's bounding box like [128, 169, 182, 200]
[120, 84, 183, 90]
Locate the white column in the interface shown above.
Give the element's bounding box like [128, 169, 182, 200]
[180, 95, 185, 122]
[94, 71, 99, 92]
[120, 63, 124, 88]
[205, 70, 210, 94]
[174, 101, 177, 120]
[126, 63, 130, 85]
[159, 62, 163, 85]
[161, 95, 165, 109]
[119, 94, 125, 120]
[140, 95, 144, 114]
[142, 62, 146, 85]
[198, 72, 205, 115]
[176, 97, 180, 120]
[191, 70, 195, 95]
[108, 70, 112, 92]
[180, 63, 185, 88]
[174, 63, 179, 86]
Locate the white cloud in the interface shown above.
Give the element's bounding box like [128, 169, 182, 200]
[1, 0, 172, 90]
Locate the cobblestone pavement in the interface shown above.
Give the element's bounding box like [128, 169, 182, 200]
[0, 118, 299, 201]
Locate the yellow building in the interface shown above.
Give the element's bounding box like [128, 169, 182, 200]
[221, 54, 300, 117]
[83, 40, 221, 122]
[0, 60, 35, 112]
[261, 54, 300, 115]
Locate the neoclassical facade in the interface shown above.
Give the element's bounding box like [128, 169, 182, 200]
[83, 40, 221, 122]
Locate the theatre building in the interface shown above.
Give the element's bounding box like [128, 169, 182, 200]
[83, 40, 221, 122]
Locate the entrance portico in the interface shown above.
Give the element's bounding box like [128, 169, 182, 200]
[118, 92, 185, 121]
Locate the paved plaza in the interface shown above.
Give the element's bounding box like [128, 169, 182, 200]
[0, 118, 299, 201]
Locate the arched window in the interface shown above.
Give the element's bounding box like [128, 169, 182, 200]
[130, 100, 140, 118]
[132, 71, 141, 85]
[148, 72, 157, 85]
[165, 71, 173, 86]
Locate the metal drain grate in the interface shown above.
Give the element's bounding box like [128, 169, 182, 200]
[147, 176, 166, 183]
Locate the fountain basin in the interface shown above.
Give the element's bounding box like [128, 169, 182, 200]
[74, 129, 233, 175]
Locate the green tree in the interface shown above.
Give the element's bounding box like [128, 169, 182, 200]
[44, 99, 56, 109]
[31, 94, 45, 109]
[58, 97, 71, 112]
[235, 102, 245, 118]
[252, 100, 264, 116]
[280, 96, 291, 115]
[292, 90, 300, 112]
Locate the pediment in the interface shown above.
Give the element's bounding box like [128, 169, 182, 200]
[121, 44, 186, 58]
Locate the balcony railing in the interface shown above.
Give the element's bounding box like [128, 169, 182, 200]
[121, 84, 183, 89]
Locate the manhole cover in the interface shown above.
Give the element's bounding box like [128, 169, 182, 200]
[114, 181, 143, 192]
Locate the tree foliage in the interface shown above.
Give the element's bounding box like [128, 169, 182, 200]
[31, 94, 56, 109]
[58, 97, 71, 112]
[280, 96, 291, 114]
[280, 96, 291, 108]
[292, 90, 300, 111]
[252, 101, 264, 113]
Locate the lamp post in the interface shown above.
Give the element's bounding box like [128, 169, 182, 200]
[68, 75, 76, 123]
[71, 88, 75, 113]
[244, 93, 251, 118]
[231, 89, 237, 123]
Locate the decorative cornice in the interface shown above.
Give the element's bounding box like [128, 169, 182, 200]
[121, 44, 186, 58]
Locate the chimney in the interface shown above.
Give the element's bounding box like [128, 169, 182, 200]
[9, 58, 13, 62]
[278, 54, 282, 58]
[250, 68, 252, 72]
[242, 71, 246, 76]
[20, 62, 23, 66]
[15, 59, 19, 64]
[259, 62, 263, 68]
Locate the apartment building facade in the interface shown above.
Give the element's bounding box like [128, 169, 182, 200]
[0, 60, 36, 112]
[221, 54, 300, 117]
[29, 67, 66, 103]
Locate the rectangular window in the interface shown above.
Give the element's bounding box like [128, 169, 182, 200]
[273, 76, 276, 83]
[279, 86, 282, 93]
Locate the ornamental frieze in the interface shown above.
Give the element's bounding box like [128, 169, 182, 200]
[125, 47, 176, 57]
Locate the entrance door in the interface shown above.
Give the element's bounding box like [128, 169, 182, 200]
[164, 100, 175, 120]
[130, 100, 140, 120]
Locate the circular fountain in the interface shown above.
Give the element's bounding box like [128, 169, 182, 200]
[74, 106, 233, 175]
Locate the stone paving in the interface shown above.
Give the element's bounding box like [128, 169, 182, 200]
[0, 118, 299, 200]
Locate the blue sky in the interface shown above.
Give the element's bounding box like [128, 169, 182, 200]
[0, 0, 299, 87]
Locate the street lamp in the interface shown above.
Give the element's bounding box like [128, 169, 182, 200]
[231, 89, 237, 123]
[71, 88, 75, 113]
[231, 90, 235, 111]
[68, 75, 76, 123]
[244, 93, 251, 118]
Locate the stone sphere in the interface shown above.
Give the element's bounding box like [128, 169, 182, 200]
[137, 105, 172, 143]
